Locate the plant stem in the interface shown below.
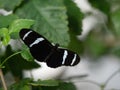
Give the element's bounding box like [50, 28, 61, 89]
[73, 80, 101, 88]
[104, 68, 120, 88]
[0, 51, 21, 90]
[0, 69, 7, 90]
[0, 51, 21, 67]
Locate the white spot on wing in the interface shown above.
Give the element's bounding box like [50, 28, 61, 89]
[71, 54, 77, 65]
[29, 38, 44, 47]
[62, 50, 68, 65]
[23, 31, 32, 40]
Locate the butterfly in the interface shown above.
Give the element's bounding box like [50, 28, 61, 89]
[19, 29, 80, 68]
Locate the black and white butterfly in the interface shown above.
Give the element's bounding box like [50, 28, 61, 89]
[19, 29, 80, 68]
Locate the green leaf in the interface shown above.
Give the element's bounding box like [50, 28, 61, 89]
[21, 49, 34, 62]
[2, 45, 40, 78]
[9, 19, 34, 34]
[88, 0, 115, 35]
[0, 14, 18, 28]
[9, 19, 34, 39]
[15, 0, 70, 47]
[58, 82, 76, 90]
[0, 28, 10, 46]
[0, 88, 4, 90]
[111, 10, 120, 36]
[110, 45, 120, 57]
[30, 79, 59, 87]
[41, 82, 76, 90]
[10, 85, 30, 90]
[84, 34, 109, 58]
[68, 30, 83, 54]
[30, 80, 76, 90]
[64, 0, 83, 34]
[10, 78, 32, 90]
[88, 0, 110, 15]
[0, 0, 23, 10]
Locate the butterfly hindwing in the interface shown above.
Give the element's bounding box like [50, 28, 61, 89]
[19, 29, 53, 62]
[46, 48, 80, 68]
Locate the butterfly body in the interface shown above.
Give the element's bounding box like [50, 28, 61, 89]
[19, 29, 80, 68]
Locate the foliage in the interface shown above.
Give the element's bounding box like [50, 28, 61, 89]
[75, 0, 117, 60]
[0, 0, 83, 90]
[89, 0, 110, 15]
[8, 78, 76, 90]
[15, 0, 70, 47]
[0, 0, 120, 90]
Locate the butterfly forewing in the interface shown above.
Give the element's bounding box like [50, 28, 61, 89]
[19, 29, 53, 62]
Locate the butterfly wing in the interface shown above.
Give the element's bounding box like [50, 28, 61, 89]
[19, 29, 53, 62]
[20, 29, 80, 68]
[46, 48, 80, 68]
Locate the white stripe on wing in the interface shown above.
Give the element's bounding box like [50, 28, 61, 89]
[29, 38, 44, 47]
[23, 31, 32, 40]
[71, 54, 77, 65]
[62, 50, 68, 65]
